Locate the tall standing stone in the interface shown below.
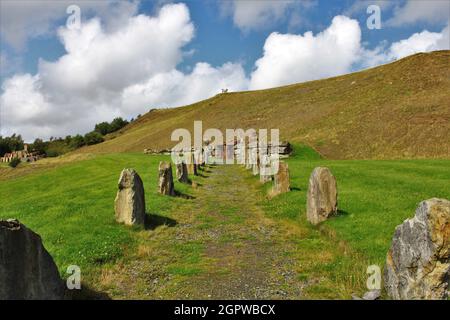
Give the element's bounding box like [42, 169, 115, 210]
[186, 152, 198, 176]
[114, 168, 146, 225]
[176, 162, 189, 184]
[272, 161, 290, 194]
[0, 219, 65, 300]
[384, 198, 450, 300]
[260, 154, 272, 183]
[158, 161, 175, 196]
[306, 167, 338, 225]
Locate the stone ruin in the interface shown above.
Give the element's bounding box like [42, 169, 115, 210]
[158, 161, 175, 196]
[306, 167, 338, 225]
[0, 144, 44, 163]
[0, 219, 65, 299]
[114, 168, 146, 226]
[384, 198, 450, 300]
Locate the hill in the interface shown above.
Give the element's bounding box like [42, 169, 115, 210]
[80, 50, 450, 159]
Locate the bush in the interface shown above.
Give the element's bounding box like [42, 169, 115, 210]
[110, 117, 128, 132]
[94, 122, 112, 135]
[9, 157, 21, 168]
[70, 134, 85, 148]
[84, 131, 104, 145]
[45, 150, 60, 157]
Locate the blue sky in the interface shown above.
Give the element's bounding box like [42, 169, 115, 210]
[0, 0, 449, 140]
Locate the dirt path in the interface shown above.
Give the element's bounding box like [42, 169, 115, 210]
[95, 164, 358, 299]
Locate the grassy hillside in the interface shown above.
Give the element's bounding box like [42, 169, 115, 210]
[79, 50, 450, 159]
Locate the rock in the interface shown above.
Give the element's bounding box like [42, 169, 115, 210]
[306, 167, 338, 225]
[384, 198, 450, 300]
[114, 169, 146, 225]
[351, 290, 380, 300]
[158, 161, 175, 196]
[176, 162, 189, 184]
[272, 161, 290, 195]
[362, 289, 381, 300]
[0, 219, 65, 299]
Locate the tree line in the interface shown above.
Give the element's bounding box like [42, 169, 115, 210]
[0, 117, 129, 157]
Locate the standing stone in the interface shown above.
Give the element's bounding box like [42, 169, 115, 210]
[0, 219, 65, 300]
[260, 154, 272, 183]
[384, 198, 450, 300]
[176, 162, 189, 184]
[272, 161, 290, 194]
[306, 167, 338, 225]
[186, 152, 198, 176]
[114, 169, 146, 225]
[158, 161, 175, 196]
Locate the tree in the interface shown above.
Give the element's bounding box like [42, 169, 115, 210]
[64, 135, 72, 145]
[109, 117, 128, 132]
[0, 134, 24, 156]
[70, 134, 85, 148]
[84, 131, 104, 145]
[31, 138, 47, 154]
[9, 157, 21, 168]
[94, 122, 112, 135]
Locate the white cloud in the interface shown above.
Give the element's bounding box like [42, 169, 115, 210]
[121, 62, 249, 114]
[388, 24, 449, 59]
[0, 0, 139, 50]
[387, 0, 450, 27]
[250, 15, 362, 89]
[221, 0, 315, 32]
[0, 3, 249, 141]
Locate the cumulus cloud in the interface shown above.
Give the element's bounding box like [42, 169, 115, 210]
[388, 24, 449, 59]
[249, 15, 449, 90]
[0, 0, 139, 50]
[249, 16, 362, 89]
[387, 0, 450, 27]
[1, 3, 248, 140]
[121, 62, 248, 114]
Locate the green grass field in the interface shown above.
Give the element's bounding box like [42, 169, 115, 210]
[263, 145, 450, 265]
[1, 147, 449, 298]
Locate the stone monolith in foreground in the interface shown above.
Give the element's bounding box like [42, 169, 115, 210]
[384, 198, 450, 300]
[0, 219, 65, 299]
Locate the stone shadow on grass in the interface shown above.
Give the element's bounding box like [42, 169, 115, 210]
[174, 190, 196, 199]
[69, 284, 111, 300]
[145, 213, 177, 230]
[337, 209, 349, 216]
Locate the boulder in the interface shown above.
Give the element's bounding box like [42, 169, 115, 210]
[306, 167, 338, 225]
[158, 161, 175, 196]
[272, 161, 290, 195]
[114, 169, 146, 225]
[384, 198, 450, 300]
[176, 162, 189, 184]
[0, 219, 65, 299]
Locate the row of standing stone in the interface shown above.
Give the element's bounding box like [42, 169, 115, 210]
[246, 144, 449, 300]
[114, 153, 203, 226]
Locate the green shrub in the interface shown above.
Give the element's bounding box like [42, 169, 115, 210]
[45, 150, 60, 157]
[9, 157, 21, 168]
[84, 131, 104, 145]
